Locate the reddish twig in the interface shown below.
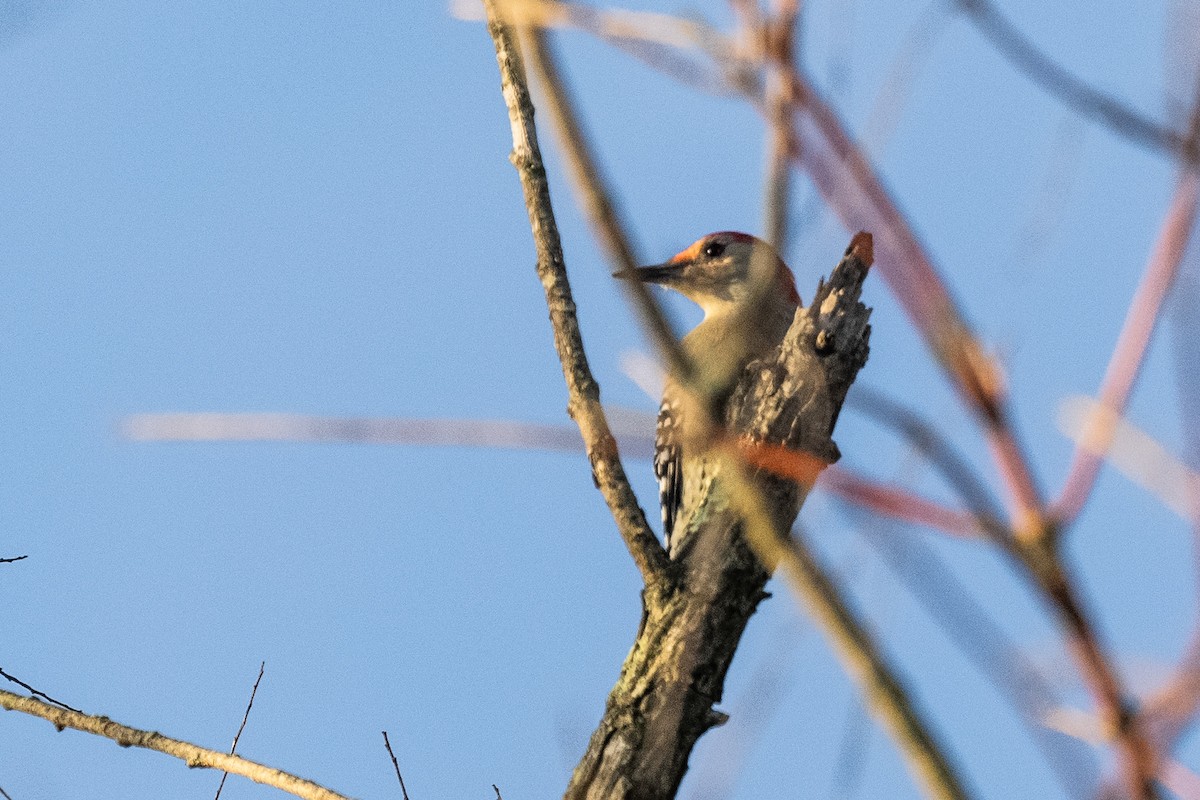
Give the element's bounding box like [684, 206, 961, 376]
[735, 435, 983, 537]
[778, 70, 1047, 533]
[1017, 545, 1160, 799]
[822, 468, 981, 538]
[1054, 168, 1200, 525]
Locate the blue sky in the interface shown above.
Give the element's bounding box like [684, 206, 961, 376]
[1, 1, 1197, 798]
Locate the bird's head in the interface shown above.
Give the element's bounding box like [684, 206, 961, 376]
[616, 232, 800, 317]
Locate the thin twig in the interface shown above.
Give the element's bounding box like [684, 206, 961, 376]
[514, 24, 695, 389]
[214, 661, 265, 800]
[0, 690, 352, 800]
[846, 387, 1009, 540]
[780, 68, 1047, 535]
[383, 731, 412, 800]
[0, 668, 81, 714]
[857, 511, 1095, 798]
[0, 784, 12, 800]
[484, 0, 669, 585]
[741, 438, 984, 537]
[760, 0, 799, 253]
[493, 785, 504, 800]
[1054, 167, 1200, 525]
[1015, 542, 1161, 799]
[757, 519, 970, 800]
[126, 409, 993, 537]
[953, 0, 1196, 163]
[819, 468, 983, 538]
[124, 412, 656, 459]
[1058, 396, 1200, 522]
[0, 556, 27, 564]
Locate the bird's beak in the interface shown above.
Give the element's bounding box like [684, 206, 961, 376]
[612, 261, 689, 285]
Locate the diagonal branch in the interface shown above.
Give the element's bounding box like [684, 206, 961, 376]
[0, 690, 351, 800]
[1053, 167, 1200, 525]
[485, 0, 669, 585]
[774, 525, 970, 800]
[719, 235, 970, 800]
[954, 0, 1196, 163]
[759, 0, 799, 253]
[846, 386, 1009, 540]
[514, 25, 696, 390]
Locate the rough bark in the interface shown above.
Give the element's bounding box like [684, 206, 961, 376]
[565, 240, 873, 800]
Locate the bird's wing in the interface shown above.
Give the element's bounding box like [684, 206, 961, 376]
[655, 400, 682, 551]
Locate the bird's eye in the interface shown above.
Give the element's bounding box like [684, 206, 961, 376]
[702, 241, 726, 259]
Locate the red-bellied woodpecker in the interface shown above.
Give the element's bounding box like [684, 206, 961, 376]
[617, 231, 802, 556]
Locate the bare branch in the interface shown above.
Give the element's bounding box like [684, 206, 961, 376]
[383, 731, 412, 800]
[514, 25, 696, 390]
[953, 0, 1197, 162]
[1054, 168, 1200, 525]
[0, 690, 352, 800]
[760, 0, 799, 252]
[820, 468, 982, 538]
[124, 412, 656, 459]
[846, 387, 1009, 539]
[0, 668, 80, 714]
[773, 525, 970, 800]
[858, 515, 1096, 798]
[483, 0, 669, 585]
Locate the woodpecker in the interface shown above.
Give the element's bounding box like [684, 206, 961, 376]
[617, 231, 801, 556]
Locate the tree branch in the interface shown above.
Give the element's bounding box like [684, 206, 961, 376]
[484, 0, 669, 585]
[954, 0, 1197, 163]
[0, 690, 351, 800]
[562, 233, 971, 800]
[515, 26, 697, 391]
[720, 235, 970, 800]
